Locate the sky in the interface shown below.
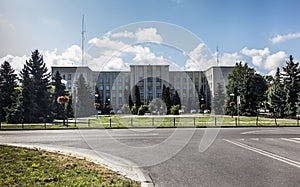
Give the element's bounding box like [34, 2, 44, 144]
[1, 0, 300, 75]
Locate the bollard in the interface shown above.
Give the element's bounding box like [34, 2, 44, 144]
[194, 117, 196, 127]
[235, 117, 237, 126]
[131, 118, 133, 127]
[110, 117, 112, 128]
[88, 119, 90, 127]
[0, 121, 1, 129]
[44, 121, 46, 129]
[174, 117, 176, 127]
[297, 117, 299, 126]
[152, 117, 154, 126]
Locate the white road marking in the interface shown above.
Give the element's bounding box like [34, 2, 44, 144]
[281, 138, 300, 144]
[224, 139, 300, 169]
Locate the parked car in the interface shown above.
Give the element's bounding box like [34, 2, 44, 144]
[204, 109, 210, 113]
[190, 109, 197, 114]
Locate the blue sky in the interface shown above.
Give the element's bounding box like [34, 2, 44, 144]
[1, 0, 300, 75]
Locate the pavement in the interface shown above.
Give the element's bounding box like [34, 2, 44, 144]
[1, 127, 300, 187]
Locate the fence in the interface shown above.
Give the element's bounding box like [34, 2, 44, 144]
[0, 115, 299, 130]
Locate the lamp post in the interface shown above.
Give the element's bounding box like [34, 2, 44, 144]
[200, 97, 205, 115]
[229, 93, 235, 118]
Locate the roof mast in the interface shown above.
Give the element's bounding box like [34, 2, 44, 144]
[81, 14, 86, 66]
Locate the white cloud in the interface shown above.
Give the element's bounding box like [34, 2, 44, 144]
[184, 43, 215, 71]
[241, 47, 287, 74]
[110, 31, 135, 39]
[0, 54, 27, 73]
[135, 28, 163, 43]
[271, 32, 300, 43]
[219, 52, 242, 66]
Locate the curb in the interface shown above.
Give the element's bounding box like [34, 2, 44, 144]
[1, 143, 154, 187]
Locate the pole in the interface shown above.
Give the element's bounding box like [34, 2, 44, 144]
[152, 117, 154, 126]
[174, 117, 176, 127]
[109, 117, 112, 128]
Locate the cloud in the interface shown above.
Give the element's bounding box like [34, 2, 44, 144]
[218, 52, 242, 66]
[135, 28, 163, 43]
[271, 32, 300, 43]
[184, 43, 215, 71]
[241, 47, 287, 73]
[0, 55, 27, 73]
[110, 31, 135, 39]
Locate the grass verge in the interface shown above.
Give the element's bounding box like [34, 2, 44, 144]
[0, 145, 140, 187]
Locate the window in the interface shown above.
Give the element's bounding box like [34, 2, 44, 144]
[62, 74, 66, 80]
[106, 85, 110, 91]
[67, 82, 71, 89]
[67, 74, 72, 80]
[99, 85, 103, 90]
[119, 86, 122, 90]
[106, 78, 110, 83]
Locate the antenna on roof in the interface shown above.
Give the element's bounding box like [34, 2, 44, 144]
[81, 14, 86, 66]
[216, 45, 220, 66]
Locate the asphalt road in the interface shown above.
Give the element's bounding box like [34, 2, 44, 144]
[1, 127, 300, 187]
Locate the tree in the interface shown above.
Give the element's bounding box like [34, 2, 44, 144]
[297, 92, 300, 115]
[213, 83, 226, 115]
[128, 95, 134, 110]
[173, 90, 181, 109]
[162, 85, 172, 114]
[19, 50, 52, 122]
[66, 95, 74, 118]
[5, 87, 23, 123]
[226, 62, 267, 116]
[268, 68, 286, 118]
[282, 55, 300, 117]
[0, 61, 18, 122]
[74, 74, 94, 117]
[52, 71, 69, 119]
[134, 85, 142, 109]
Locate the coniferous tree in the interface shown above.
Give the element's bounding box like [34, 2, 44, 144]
[134, 85, 142, 109]
[74, 74, 94, 117]
[282, 55, 300, 117]
[20, 50, 52, 122]
[268, 68, 286, 118]
[296, 92, 300, 116]
[6, 87, 23, 123]
[52, 71, 68, 119]
[0, 61, 18, 122]
[213, 83, 226, 115]
[173, 90, 181, 108]
[128, 94, 134, 110]
[66, 95, 74, 118]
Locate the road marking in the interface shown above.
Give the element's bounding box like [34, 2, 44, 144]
[224, 139, 300, 169]
[281, 138, 300, 144]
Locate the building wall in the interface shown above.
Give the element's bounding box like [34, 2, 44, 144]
[51, 65, 234, 112]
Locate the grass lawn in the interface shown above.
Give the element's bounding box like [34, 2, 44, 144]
[0, 145, 140, 187]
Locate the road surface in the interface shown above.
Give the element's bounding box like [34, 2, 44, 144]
[0, 127, 300, 186]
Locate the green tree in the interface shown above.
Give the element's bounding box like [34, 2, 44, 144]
[94, 85, 101, 111]
[134, 85, 142, 109]
[74, 74, 94, 117]
[213, 83, 226, 115]
[226, 62, 267, 116]
[6, 87, 23, 123]
[52, 71, 68, 119]
[268, 68, 286, 118]
[19, 50, 52, 122]
[296, 92, 300, 115]
[66, 95, 74, 118]
[0, 61, 18, 122]
[128, 95, 134, 110]
[282, 55, 300, 117]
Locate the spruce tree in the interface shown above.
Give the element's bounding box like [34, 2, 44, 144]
[0, 61, 18, 122]
[213, 83, 226, 115]
[282, 55, 300, 117]
[134, 85, 142, 109]
[20, 50, 51, 122]
[52, 71, 69, 119]
[268, 68, 286, 118]
[74, 74, 94, 117]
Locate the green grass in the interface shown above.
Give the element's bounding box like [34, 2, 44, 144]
[0, 145, 140, 187]
[1, 115, 299, 129]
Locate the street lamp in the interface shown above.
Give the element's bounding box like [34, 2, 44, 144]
[229, 93, 235, 118]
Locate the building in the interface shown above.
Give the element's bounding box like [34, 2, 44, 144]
[52, 65, 234, 113]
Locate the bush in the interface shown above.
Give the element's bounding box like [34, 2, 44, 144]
[138, 105, 145, 115]
[170, 105, 180, 115]
[131, 104, 138, 115]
